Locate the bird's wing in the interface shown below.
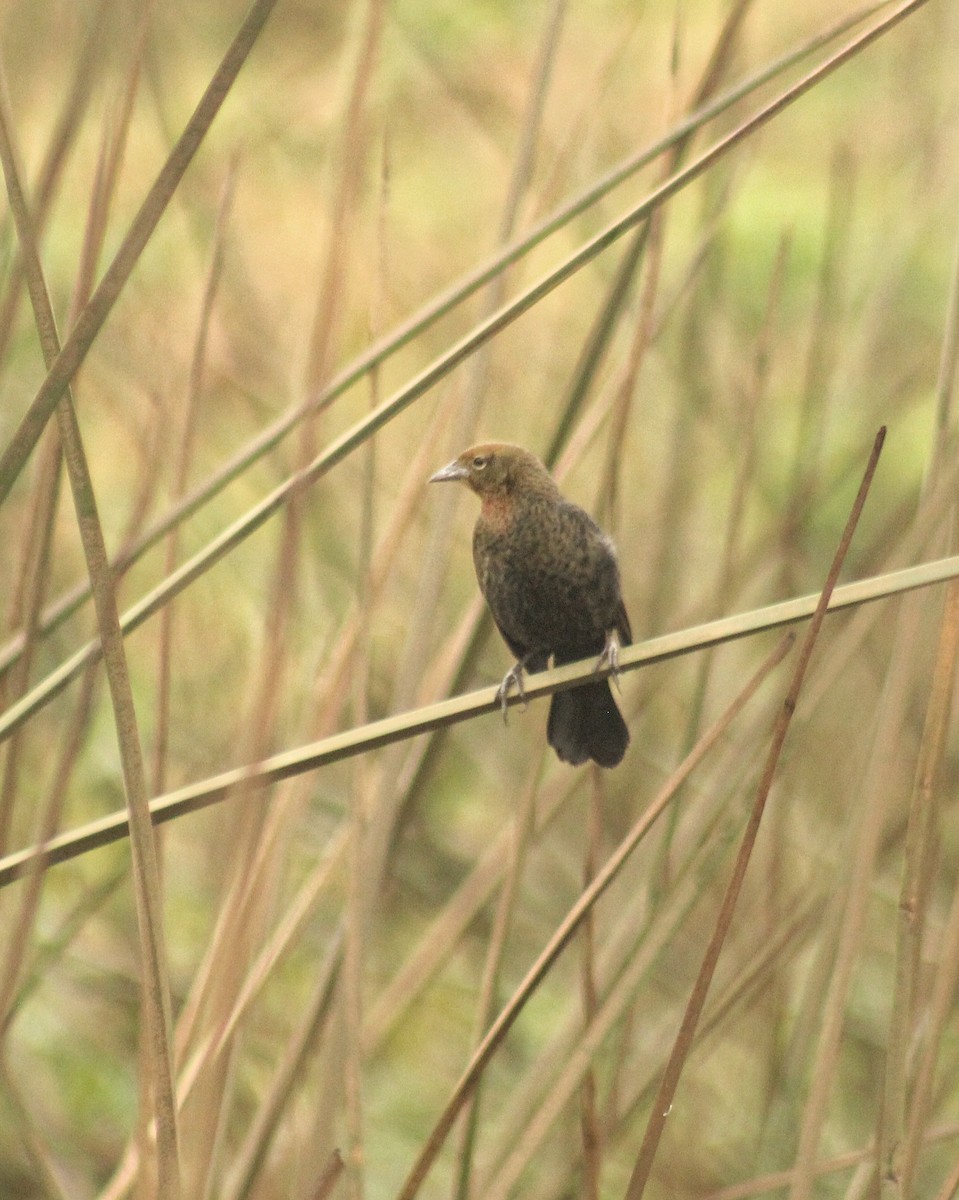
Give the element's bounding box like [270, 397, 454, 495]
[490, 615, 548, 672]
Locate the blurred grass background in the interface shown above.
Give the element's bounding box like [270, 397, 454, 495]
[1, 1, 959, 1197]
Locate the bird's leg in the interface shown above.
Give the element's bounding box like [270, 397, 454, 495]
[596, 631, 622, 692]
[496, 658, 530, 723]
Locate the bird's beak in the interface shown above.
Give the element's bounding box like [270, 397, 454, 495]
[429, 460, 467, 483]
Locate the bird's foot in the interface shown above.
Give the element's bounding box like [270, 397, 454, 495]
[596, 634, 622, 692]
[496, 661, 528, 723]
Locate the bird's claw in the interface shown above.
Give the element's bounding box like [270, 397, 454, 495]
[496, 662, 528, 724]
[596, 634, 622, 693]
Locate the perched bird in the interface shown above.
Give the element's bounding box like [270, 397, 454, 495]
[430, 442, 631, 768]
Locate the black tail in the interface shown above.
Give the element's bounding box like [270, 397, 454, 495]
[547, 679, 629, 768]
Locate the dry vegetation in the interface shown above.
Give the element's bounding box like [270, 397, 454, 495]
[1, 0, 959, 1197]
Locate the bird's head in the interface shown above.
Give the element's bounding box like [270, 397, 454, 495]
[429, 442, 557, 501]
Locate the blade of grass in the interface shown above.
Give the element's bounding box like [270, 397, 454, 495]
[478, 714, 760, 1177]
[482, 866, 820, 1199]
[653, 232, 788, 898]
[789, 175, 959, 1200]
[578, 769, 604, 1200]
[880, 576, 959, 1195]
[897, 213, 959, 1192]
[0, 666, 100, 1032]
[929, 226, 959, 481]
[74, 2, 153, 316]
[0, 0, 280, 506]
[781, 146, 857, 594]
[158, 24, 384, 1149]
[222, 929, 345, 1200]
[1, 435, 164, 1040]
[149, 427, 442, 1195]
[0, 430, 62, 855]
[934, 1159, 959, 1200]
[701, 1122, 959, 1199]
[0, 0, 140, 847]
[785, 591, 932, 1199]
[364, 774, 573, 1051]
[291, 7, 394, 1189]
[902, 873, 959, 1191]
[622, 427, 885, 1200]
[0, 56, 181, 1200]
[312, 1151, 346, 1200]
[565, 0, 754, 493]
[452, 753, 547, 1200]
[879, 202, 959, 1196]
[152, 161, 236, 795]
[156, 433, 444, 1192]
[0, 0, 111, 379]
[394, 633, 794, 1200]
[322, 11, 390, 1194]
[0, 36, 164, 1031]
[0, 1056, 71, 1199]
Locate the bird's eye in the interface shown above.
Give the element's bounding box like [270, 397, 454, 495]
[472, 455, 489, 470]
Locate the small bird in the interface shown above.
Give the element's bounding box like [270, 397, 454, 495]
[430, 442, 631, 768]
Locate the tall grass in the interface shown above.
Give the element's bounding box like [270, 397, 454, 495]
[1, 1, 958, 1198]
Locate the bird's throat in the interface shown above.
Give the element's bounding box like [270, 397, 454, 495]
[478, 493, 515, 531]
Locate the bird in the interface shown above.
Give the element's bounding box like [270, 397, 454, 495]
[430, 442, 631, 768]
